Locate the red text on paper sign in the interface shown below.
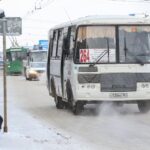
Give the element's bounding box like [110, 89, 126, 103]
[80, 49, 90, 63]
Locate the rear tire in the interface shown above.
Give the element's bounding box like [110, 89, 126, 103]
[54, 96, 65, 109]
[73, 102, 84, 115]
[66, 82, 74, 109]
[66, 81, 84, 115]
[138, 101, 150, 113]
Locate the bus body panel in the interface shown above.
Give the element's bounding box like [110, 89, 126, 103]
[50, 59, 62, 96]
[72, 64, 150, 101]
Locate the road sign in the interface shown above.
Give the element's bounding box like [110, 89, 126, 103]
[0, 17, 22, 35]
[39, 40, 48, 49]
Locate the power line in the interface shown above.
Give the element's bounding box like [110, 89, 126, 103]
[110, 0, 150, 2]
[23, 26, 49, 30]
[23, 0, 56, 19]
[63, 7, 73, 25]
[23, 18, 59, 23]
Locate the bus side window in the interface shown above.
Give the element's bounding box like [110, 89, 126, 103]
[56, 29, 63, 58]
[49, 37, 53, 57]
[66, 26, 75, 58]
[6, 52, 12, 61]
[69, 27, 76, 55]
[48, 30, 53, 57]
[52, 31, 58, 57]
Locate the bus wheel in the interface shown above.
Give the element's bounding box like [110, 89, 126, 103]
[73, 102, 84, 115]
[137, 101, 150, 113]
[66, 82, 74, 108]
[54, 96, 65, 109]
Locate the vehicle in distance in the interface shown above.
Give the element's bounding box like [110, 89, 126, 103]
[24, 49, 47, 80]
[6, 47, 28, 75]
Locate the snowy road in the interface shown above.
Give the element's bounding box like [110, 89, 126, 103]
[1, 73, 150, 150]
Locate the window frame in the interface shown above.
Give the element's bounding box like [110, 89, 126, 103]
[74, 24, 150, 65]
[74, 24, 117, 64]
[52, 30, 58, 58]
[56, 29, 63, 58]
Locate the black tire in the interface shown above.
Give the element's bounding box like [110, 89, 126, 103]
[73, 101, 84, 115]
[138, 101, 150, 113]
[51, 79, 55, 97]
[66, 81, 84, 115]
[54, 96, 65, 109]
[50, 79, 64, 109]
[66, 82, 74, 108]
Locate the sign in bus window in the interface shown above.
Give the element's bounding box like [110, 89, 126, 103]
[79, 48, 116, 63]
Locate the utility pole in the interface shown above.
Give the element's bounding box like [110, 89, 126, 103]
[2, 18, 8, 132]
[0, 11, 22, 133]
[0, 9, 7, 132]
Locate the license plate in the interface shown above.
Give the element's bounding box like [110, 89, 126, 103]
[109, 93, 128, 98]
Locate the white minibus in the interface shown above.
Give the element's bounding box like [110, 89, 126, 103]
[47, 16, 150, 114]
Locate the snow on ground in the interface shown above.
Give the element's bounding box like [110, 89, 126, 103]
[0, 75, 95, 150]
[0, 100, 95, 150]
[3, 73, 150, 150]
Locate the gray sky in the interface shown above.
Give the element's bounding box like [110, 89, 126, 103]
[0, 0, 150, 50]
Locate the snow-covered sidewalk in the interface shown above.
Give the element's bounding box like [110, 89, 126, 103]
[0, 73, 96, 150]
[0, 98, 92, 150]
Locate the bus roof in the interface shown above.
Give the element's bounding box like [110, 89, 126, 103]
[29, 49, 48, 53]
[50, 15, 150, 30]
[6, 47, 28, 52]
